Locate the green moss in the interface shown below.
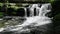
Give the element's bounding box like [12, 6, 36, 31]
[0, 12, 3, 17]
[0, 3, 3, 7]
[0, 23, 4, 28]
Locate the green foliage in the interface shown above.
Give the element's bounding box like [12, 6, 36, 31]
[0, 3, 3, 7]
[54, 13, 60, 26]
[0, 12, 3, 17]
[54, 14, 60, 20]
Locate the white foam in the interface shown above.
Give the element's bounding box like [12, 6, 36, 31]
[0, 28, 4, 32]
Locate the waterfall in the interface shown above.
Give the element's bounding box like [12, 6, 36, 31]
[0, 3, 52, 34]
[20, 3, 52, 27]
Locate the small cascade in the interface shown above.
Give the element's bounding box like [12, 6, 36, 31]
[0, 3, 52, 34]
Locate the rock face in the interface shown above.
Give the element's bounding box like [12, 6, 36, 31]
[0, 3, 53, 34]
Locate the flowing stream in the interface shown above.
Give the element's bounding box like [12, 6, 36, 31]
[0, 3, 52, 34]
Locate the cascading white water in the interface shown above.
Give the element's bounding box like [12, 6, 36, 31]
[0, 3, 52, 33]
[18, 3, 52, 27]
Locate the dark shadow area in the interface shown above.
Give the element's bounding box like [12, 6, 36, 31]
[7, 8, 16, 16]
[34, 8, 36, 16]
[52, 1, 60, 34]
[0, 0, 5, 3]
[16, 8, 25, 17]
[8, 0, 50, 3]
[26, 8, 30, 17]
